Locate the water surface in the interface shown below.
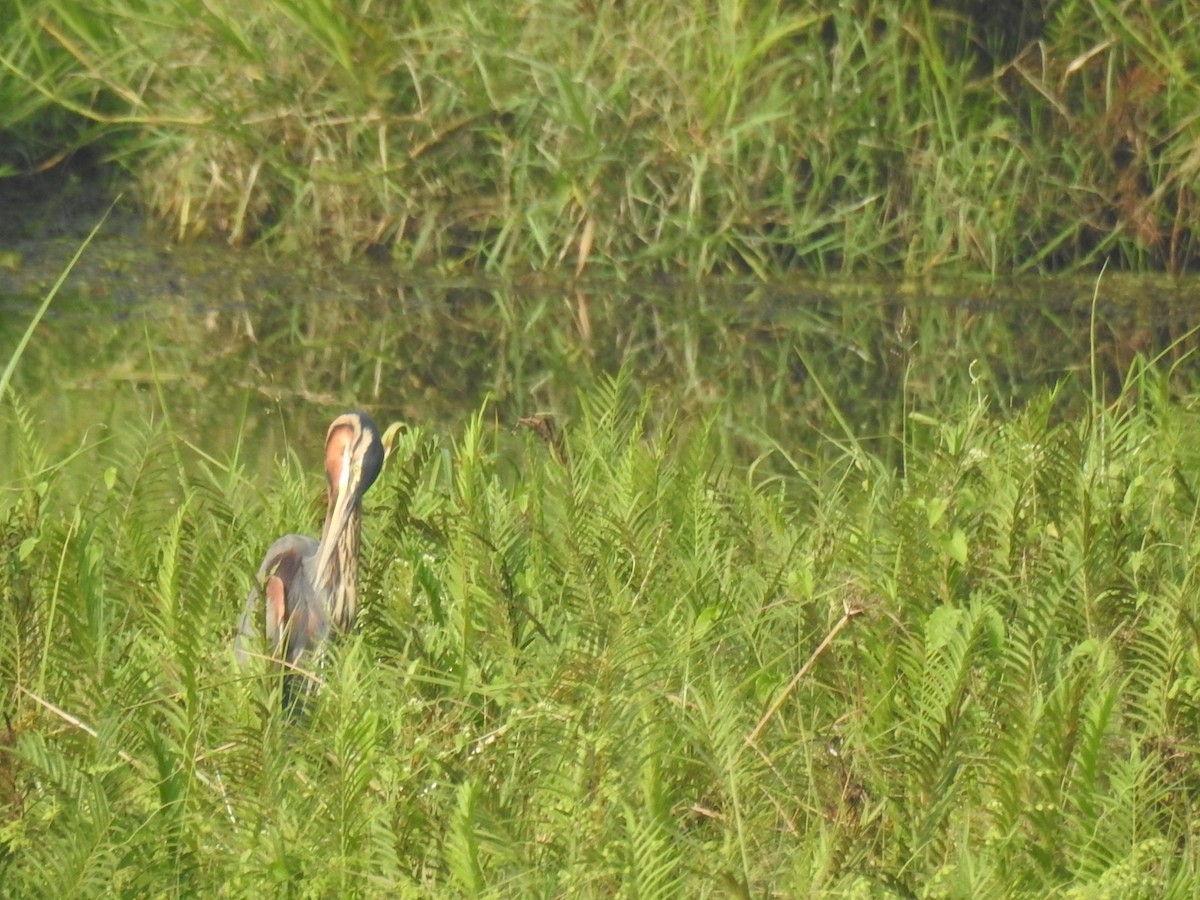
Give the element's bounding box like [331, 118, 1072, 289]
[2, 231, 1197, 492]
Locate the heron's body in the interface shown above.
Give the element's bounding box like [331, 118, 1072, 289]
[236, 411, 385, 706]
[241, 534, 324, 668]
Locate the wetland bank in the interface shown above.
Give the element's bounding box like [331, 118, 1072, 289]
[5, 0, 1200, 895]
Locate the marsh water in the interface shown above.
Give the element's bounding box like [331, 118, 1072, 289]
[2, 220, 1198, 490]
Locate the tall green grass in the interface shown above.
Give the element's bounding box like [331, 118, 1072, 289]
[3, 343, 1199, 893]
[4, 0, 1199, 274]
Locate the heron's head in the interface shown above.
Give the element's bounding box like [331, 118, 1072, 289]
[326, 410, 384, 499]
[321, 410, 384, 545]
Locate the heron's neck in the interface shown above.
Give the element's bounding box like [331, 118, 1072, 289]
[318, 514, 361, 634]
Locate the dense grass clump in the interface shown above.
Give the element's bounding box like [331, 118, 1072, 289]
[4, 0, 1200, 274]
[2, 359, 1199, 894]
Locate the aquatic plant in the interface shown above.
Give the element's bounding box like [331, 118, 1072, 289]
[2, 330, 1200, 893]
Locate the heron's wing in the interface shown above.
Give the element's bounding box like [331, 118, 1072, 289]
[235, 534, 318, 666]
[280, 569, 332, 668]
[264, 573, 287, 653]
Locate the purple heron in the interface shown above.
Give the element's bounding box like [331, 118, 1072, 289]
[236, 411, 386, 706]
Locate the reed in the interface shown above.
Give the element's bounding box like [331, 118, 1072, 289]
[3, 0, 1198, 275]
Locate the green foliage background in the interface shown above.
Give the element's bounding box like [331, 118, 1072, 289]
[3, 0, 1200, 274]
[3, 351, 1200, 894]
[3, 0, 1200, 892]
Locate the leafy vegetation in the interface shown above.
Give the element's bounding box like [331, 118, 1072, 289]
[3, 287, 1200, 893]
[3, 0, 1200, 274]
[4, 1, 1198, 889]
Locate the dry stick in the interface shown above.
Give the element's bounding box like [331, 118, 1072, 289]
[17, 684, 148, 774]
[17, 684, 237, 823]
[739, 599, 863, 760]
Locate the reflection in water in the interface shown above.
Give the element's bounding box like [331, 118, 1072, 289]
[1, 236, 1198, 488]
